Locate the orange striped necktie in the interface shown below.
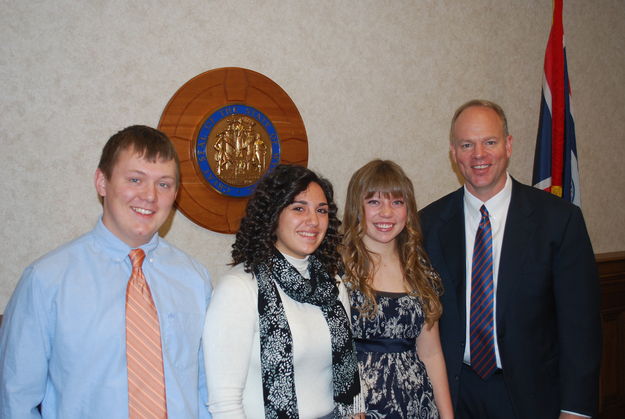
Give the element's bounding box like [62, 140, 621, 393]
[126, 248, 168, 418]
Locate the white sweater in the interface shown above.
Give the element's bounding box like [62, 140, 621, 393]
[203, 255, 351, 419]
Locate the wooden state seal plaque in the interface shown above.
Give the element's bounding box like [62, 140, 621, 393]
[158, 67, 308, 234]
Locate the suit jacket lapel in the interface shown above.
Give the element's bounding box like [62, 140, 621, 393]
[438, 188, 467, 321]
[496, 179, 537, 326]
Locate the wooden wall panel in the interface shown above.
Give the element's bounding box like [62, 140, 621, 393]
[597, 252, 625, 419]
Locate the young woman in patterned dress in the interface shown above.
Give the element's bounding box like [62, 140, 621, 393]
[342, 159, 453, 419]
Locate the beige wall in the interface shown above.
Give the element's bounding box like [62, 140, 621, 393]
[2, 0, 624, 311]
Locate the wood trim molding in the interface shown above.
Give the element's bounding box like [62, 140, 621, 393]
[597, 251, 625, 419]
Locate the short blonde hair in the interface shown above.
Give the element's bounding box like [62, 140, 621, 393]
[450, 99, 509, 142]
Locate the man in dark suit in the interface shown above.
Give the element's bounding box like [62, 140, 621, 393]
[419, 99, 601, 418]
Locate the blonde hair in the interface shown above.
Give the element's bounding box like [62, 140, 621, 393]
[341, 159, 443, 326]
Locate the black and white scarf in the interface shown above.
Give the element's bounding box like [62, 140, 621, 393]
[254, 251, 360, 418]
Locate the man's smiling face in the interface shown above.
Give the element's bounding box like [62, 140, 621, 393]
[95, 147, 178, 248]
[450, 105, 512, 201]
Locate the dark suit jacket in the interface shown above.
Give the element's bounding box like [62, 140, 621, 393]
[419, 179, 601, 418]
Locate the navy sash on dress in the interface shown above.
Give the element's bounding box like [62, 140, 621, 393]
[354, 337, 414, 353]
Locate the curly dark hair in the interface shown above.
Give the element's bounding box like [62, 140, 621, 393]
[231, 164, 342, 277]
[230, 164, 341, 276]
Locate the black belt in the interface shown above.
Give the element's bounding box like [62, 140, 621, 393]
[354, 337, 414, 353]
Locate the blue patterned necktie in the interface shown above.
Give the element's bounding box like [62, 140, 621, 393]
[470, 205, 497, 379]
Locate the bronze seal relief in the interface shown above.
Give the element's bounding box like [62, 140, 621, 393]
[197, 104, 279, 197]
[158, 68, 308, 233]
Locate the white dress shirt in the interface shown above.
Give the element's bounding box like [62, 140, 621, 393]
[462, 173, 512, 368]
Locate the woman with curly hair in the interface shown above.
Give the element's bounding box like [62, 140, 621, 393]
[203, 164, 362, 419]
[342, 160, 453, 418]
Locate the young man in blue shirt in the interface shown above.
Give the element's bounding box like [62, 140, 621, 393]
[0, 125, 212, 418]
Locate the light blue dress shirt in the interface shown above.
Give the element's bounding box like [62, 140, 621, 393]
[0, 219, 212, 418]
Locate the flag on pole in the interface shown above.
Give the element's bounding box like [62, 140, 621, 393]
[532, 0, 581, 207]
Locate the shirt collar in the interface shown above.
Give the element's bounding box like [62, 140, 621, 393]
[463, 173, 512, 220]
[93, 217, 160, 262]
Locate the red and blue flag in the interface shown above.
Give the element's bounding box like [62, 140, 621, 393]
[532, 0, 581, 207]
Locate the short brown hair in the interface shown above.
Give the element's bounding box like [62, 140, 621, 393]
[450, 99, 509, 142]
[97, 125, 180, 185]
